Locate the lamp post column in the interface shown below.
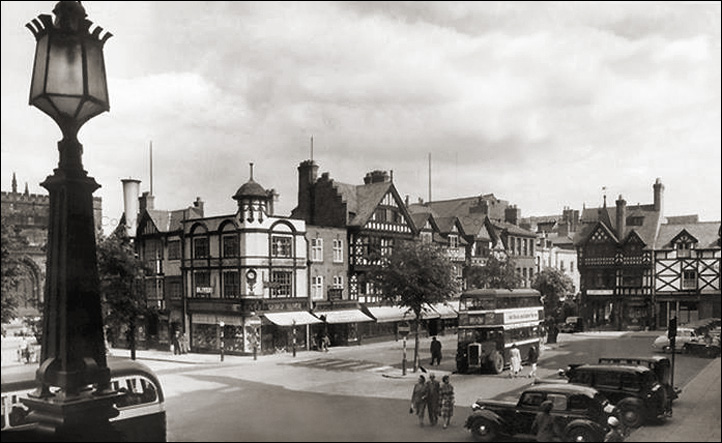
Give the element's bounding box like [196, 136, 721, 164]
[219, 321, 225, 362]
[20, 3, 123, 440]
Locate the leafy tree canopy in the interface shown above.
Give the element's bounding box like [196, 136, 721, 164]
[373, 240, 460, 318]
[532, 267, 574, 323]
[97, 232, 149, 341]
[466, 254, 521, 290]
[1, 216, 28, 323]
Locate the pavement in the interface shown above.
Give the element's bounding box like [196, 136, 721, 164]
[3, 330, 719, 442]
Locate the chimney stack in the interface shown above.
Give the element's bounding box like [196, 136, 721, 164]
[616, 195, 627, 240]
[653, 178, 664, 213]
[121, 178, 141, 238]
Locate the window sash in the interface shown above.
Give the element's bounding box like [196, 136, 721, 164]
[333, 239, 344, 263]
[193, 237, 209, 258]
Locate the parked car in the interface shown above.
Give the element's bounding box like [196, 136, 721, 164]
[597, 356, 680, 401]
[652, 327, 700, 353]
[557, 363, 672, 428]
[560, 316, 584, 333]
[2, 357, 166, 442]
[465, 384, 617, 442]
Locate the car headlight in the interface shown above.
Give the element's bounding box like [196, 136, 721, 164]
[471, 402, 483, 411]
[603, 403, 616, 415]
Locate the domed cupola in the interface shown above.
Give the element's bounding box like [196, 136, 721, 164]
[233, 163, 270, 223]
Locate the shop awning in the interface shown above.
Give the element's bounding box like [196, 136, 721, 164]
[317, 309, 374, 324]
[430, 302, 458, 319]
[365, 306, 440, 323]
[263, 311, 323, 327]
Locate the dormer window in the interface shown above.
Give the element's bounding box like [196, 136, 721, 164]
[676, 242, 693, 258]
[420, 231, 432, 244]
[449, 234, 459, 248]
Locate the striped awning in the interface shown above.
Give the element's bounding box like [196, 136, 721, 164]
[263, 311, 323, 327]
[429, 302, 458, 319]
[365, 306, 440, 322]
[317, 309, 374, 324]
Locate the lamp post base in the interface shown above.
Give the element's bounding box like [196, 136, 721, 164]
[17, 391, 124, 442]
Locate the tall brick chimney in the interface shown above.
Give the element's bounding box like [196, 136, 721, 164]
[616, 195, 627, 240]
[296, 160, 318, 221]
[505, 204, 521, 225]
[653, 177, 664, 213]
[121, 178, 141, 238]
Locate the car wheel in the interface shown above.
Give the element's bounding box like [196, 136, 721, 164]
[566, 425, 597, 442]
[488, 350, 504, 374]
[470, 418, 498, 442]
[620, 403, 644, 428]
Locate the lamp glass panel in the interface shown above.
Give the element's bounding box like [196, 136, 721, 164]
[76, 100, 103, 123]
[33, 96, 57, 120]
[50, 96, 82, 118]
[30, 35, 49, 100]
[85, 43, 108, 104]
[46, 37, 84, 99]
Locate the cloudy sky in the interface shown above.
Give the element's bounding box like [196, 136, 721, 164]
[2, 1, 720, 234]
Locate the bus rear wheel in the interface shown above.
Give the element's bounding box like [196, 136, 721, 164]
[488, 350, 504, 374]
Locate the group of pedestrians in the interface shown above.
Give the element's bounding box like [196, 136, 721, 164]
[171, 331, 189, 355]
[410, 373, 455, 429]
[509, 343, 540, 378]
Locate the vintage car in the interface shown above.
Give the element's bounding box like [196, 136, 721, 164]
[2, 357, 166, 442]
[465, 384, 617, 442]
[560, 316, 584, 333]
[652, 327, 701, 352]
[597, 356, 680, 401]
[557, 363, 672, 428]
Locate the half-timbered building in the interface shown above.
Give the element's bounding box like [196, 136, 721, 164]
[292, 161, 416, 343]
[654, 218, 721, 328]
[574, 180, 665, 330]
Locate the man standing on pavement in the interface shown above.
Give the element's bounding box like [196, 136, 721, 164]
[430, 336, 442, 366]
[426, 373, 441, 426]
[527, 344, 539, 378]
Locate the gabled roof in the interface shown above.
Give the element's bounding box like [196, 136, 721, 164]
[141, 206, 204, 234]
[348, 181, 393, 226]
[488, 219, 537, 238]
[575, 203, 662, 248]
[657, 222, 721, 249]
[411, 212, 437, 232]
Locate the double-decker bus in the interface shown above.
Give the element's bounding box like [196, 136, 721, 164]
[456, 288, 544, 374]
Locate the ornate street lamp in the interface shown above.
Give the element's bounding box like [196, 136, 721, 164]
[21, 2, 121, 440]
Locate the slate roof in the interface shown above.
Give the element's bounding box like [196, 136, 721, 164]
[348, 181, 394, 227]
[657, 222, 721, 249]
[145, 207, 203, 233]
[489, 219, 537, 237]
[575, 203, 662, 248]
[408, 193, 509, 222]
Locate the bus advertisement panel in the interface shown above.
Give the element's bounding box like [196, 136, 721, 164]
[456, 288, 544, 374]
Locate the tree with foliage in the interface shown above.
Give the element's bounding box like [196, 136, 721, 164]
[97, 232, 149, 360]
[371, 240, 460, 372]
[532, 267, 574, 344]
[1, 216, 27, 324]
[466, 254, 521, 290]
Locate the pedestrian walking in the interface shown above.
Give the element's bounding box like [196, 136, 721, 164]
[410, 375, 428, 426]
[531, 400, 562, 442]
[439, 374, 455, 429]
[527, 344, 539, 378]
[172, 331, 181, 355]
[19, 336, 30, 364]
[426, 373, 441, 426]
[180, 332, 189, 354]
[429, 336, 442, 366]
[322, 333, 331, 352]
[604, 416, 624, 442]
[509, 343, 522, 378]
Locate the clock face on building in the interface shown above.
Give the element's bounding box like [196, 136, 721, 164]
[246, 269, 257, 281]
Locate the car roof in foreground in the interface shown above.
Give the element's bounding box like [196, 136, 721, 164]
[575, 364, 651, 374]
[526, 383, 602, 397]
[2, 357, 158, 392]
